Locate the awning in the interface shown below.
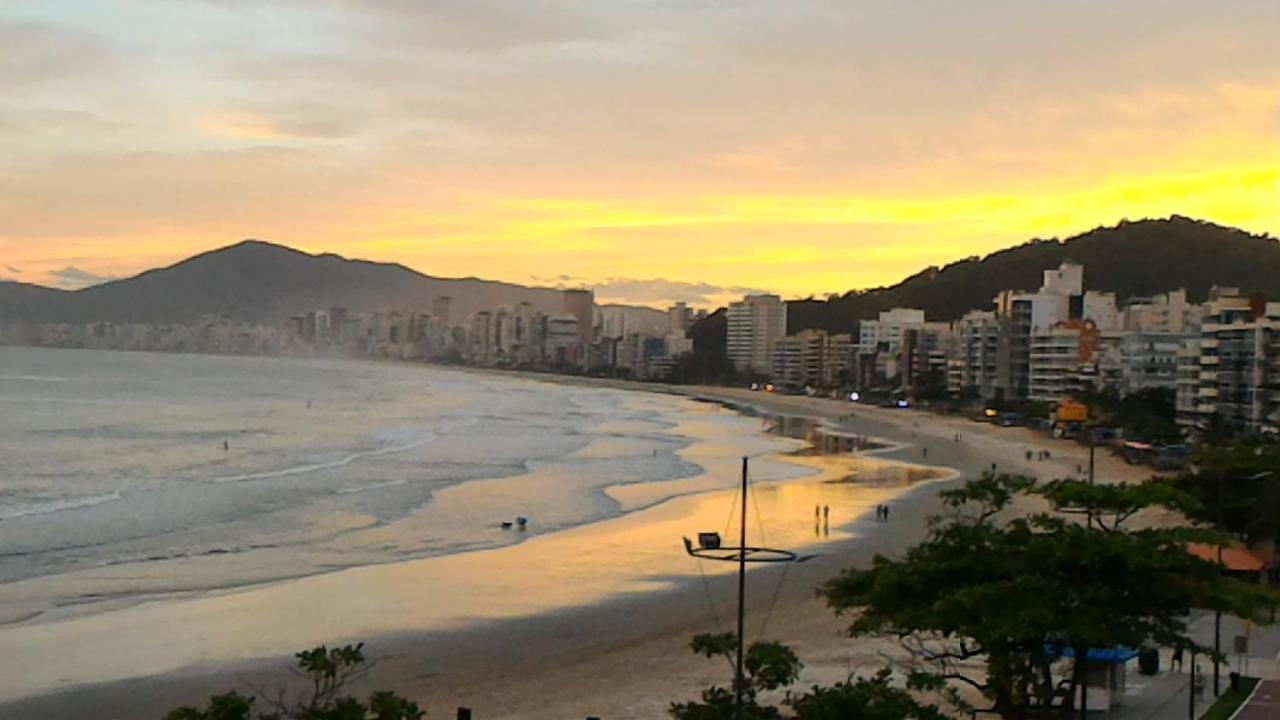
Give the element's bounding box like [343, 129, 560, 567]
[1051, 646, 1140, 664]
[1187, 542, 1268, 572]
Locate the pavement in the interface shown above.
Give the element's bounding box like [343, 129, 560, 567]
[1113, 611, 1280, 720]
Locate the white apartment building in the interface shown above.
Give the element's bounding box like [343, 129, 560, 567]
[858, 308, 925, 353]
[1028, 320, 1098, 402]
[1124, 289, 1199, 334]
[727, 294, 787, 376]
[1178, 287, 1280, 432]
[771, 329, 852, 389]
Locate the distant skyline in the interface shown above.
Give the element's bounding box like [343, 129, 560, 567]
[2, 1, 1277, 307]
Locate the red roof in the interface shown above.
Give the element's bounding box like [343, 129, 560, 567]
[1187, 543, 1268, 572]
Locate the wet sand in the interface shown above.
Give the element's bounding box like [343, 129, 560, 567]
[1, 375, 1149, 720]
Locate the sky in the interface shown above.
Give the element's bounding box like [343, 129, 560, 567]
[1, 1, 1277, 306]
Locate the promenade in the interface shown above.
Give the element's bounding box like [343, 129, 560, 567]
[1116, 612, 1280, 720]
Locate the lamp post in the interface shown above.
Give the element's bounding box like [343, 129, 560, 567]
[682, 457, 810, 720]
[1213, 469, 1272, 697]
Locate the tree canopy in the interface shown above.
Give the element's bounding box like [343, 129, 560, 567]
[823, 473, 1274, 719]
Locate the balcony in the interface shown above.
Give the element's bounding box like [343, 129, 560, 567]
[1200, 355, 1220, 365]
[1198, 387, 1218, 398]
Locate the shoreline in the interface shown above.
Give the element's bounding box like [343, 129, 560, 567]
[0, 368, 1149, 720]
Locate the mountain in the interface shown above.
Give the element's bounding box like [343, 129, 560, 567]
[786, 216, 1280, 333]
[0, 240, 577, 325]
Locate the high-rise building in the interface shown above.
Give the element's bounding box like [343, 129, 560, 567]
[727, 294, 786, 376]
[1123, 289, 1198, 334]
[1178, 287, 1280, 431]
[667, 302, 692, 336]
[771, 329, 852, 389]
[561, 289, 595, 368]
[431, 296, 452, 326]
[1028, 319, 1100, 402]
[857, 308, 925, 354]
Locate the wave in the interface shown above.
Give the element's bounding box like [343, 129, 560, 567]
[211, 433, 435, 484]
[0, 375, 70, 383]
[0, 492, 123, 522]
[336, 479, 409, 495]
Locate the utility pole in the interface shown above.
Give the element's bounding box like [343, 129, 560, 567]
[735, 456, 748, 720]
[1189, 653, 1196, 720]
[1086, 442, 1096, 528]
[1214, 476, 1223, 698]
[681, 456, 806, 720]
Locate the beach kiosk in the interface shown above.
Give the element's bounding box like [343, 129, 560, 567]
[1056, 646, 1139, 712]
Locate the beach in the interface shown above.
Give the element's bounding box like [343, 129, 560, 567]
[0, 361, 1152, 719]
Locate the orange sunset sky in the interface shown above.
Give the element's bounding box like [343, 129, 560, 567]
[1, 1, 1277, 307]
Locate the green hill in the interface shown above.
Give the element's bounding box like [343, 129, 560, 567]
[786, 216, 1280, 333]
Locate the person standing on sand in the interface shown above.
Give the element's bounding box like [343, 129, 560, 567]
[1172, 646, 1184, 672]
[882, 505, 890, 521]
[922, 446, 928, 458]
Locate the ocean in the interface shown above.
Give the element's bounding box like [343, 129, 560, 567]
[0, 347, 812, 627]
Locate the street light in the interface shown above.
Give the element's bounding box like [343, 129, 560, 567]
[682, 457, 812, 720]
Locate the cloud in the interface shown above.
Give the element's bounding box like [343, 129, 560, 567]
[47, 266, 118, 290]
[589, 277, 770, 308]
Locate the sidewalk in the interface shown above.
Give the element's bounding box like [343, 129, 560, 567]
[1113, 612, 1280, 720]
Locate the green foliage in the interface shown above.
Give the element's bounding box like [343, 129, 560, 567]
[823, 473, 1276, 719]
[787, 669, 948, 720]
[1172, 440, 1280, 542]
[744, 642, 802, 692]
[671, 633, 800, 720]
[166, 692, 256, 720]
[785, 217, 1280, 332]
[674, 636, 939, 720]
[1038, 478, 1202, 531]
[1075, 386, 1181, 444]
[1201, 676, 1260, 720]
[911, 369, 950, 404]
[162, 645, 424, 720]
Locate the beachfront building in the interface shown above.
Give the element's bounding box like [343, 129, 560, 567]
[727, 294, 786, 376]
[1177, 287, 1280, 432]
[1107, 331, 1194, 395]
[562, 289, 596, 368]
[1028, 319, 1100, 402]
[1175, 339, 1202, 425]
[858, 308, 926, 354]
[1123, 289, 1199, 334]
[771, 329, 852, 390]
[958, 310, 1001, 397]
[668, 302, 692, 335]
[544, 313, 583, 368]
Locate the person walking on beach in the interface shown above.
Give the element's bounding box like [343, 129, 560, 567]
[922, 446, 928, 458]
[882, 504, 890, 522]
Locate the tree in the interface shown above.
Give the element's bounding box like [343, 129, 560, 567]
[1172, 440, 1280, 544]
[669, 633, 799, 720]
[823, 474, 1273, 719]
[911, 369, 950, 404]
[670, 634, 945, 720]
[164, 644, 424, 720]
[787, 668, 948, 720]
